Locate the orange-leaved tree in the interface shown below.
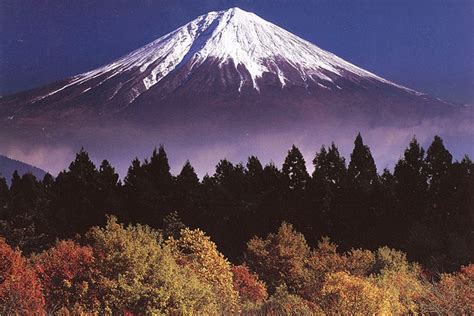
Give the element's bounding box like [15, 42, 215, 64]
[232, 264, 268, 305]
[0, 237, 45, 314]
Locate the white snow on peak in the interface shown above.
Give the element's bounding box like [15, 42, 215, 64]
[33, 7, 422, 103]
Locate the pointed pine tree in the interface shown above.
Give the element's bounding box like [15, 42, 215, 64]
[312, 143, 347, 203]
[282, 145, 310, 232]
[175, 160, 201, 226]
[123, 158, 150, 224]
[393, 137, 428, 248]
[283, 145, 309, 192]
[244, 156, 265, 238]
[394, 136, 427, 218]
[52, 148, 101, 236]
[424, 135, 453, 191]
[246, 156, 264, 181]
[146, 146, 174, 226]
[347, 133, 378, 192]
[344, 133, 378, 248]
[97, 160, 123, 220]
[259, 163, 286, 235]
[420, 136, 455, 268]
[148, 145, 173, 190]
[176, 160, 199, 190]
[311, 143, 347, 239]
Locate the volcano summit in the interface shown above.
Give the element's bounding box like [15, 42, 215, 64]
[0, 7, 471, 174]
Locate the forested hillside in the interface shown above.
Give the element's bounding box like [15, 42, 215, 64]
[0, 134, 472, 313]
[0, 155, 46, 184]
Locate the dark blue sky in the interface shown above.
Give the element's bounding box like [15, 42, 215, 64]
[1, 0, 473, 104]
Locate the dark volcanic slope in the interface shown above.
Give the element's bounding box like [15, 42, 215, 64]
[0, 7, 457, 128]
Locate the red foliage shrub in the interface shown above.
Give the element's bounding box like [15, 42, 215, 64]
[232, 264, 268, 304]
[460, 263, 474, 279]
[34, 240, 97, 312]
[0, 237, 45, 313]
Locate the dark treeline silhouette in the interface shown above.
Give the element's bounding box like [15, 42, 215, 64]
[0, 134, 472, 272]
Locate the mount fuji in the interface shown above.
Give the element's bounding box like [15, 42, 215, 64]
[0, 7, 471, 175]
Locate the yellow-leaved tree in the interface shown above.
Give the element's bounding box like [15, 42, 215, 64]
[371, 247, 425, 314]
[167, 227, 240, 313]
[86, 216, 218, 314]
[245, 222, 312, 295]
[321, 271, 384, 314]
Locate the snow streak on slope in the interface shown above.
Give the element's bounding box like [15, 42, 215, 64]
[33, 7, 422, 103]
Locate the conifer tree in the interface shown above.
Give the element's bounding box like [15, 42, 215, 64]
[177, 160, 199, 189]
[68, 148, 99, 182]
[146, 146, 174, 226]
[246, 156, 264, 180]
[344, 133, 378, 248]
[10, 173, 43, 215]
[9, 171, 21, 214]
[393, 137, 428, 245]
[2, 172, 52, 253]
[347, 133, 378, 192]
[123, 158, 149, 224]
[208, 159, 248, 260]
[375, 168, 397, 245]
[243, 156, 265, 238]
[394, 137, 427, 215]
[441, 155, 474, 268]
[10, 170, 21, 188]
[52, 148, 102, 236]
[148, 145, 173, 191]
[0, 177, 9, 215]
[97, 160, 123, 220]
[41, 174, 55, 201]
[257, 162, 286, 235]
[424, 135, 453, 191]
[98, 160, 120, 189]
[311, 143, 347, 239]
[282, 145, 309, 191]
[421, 136, 459, 269]
[124, 158, 144, 189]
[313, 143, 347, 187]
[424, 136, 453, 226]
[175, 161, 201, 226]
[124, 146, 175, 228]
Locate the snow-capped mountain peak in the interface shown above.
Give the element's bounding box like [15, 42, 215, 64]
[31, 7, 421, 104]
[1, 8, 466, 182]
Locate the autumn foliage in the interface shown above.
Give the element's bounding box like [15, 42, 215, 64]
[232, 264, 268, 304]
[85, 217, 218, 314]
[419, 263, 474, 314]
[0, 219, 472, 314]
[167, 227, 240, 313]
[0, 238, 44, 314]
[33, 240, 97, 313]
